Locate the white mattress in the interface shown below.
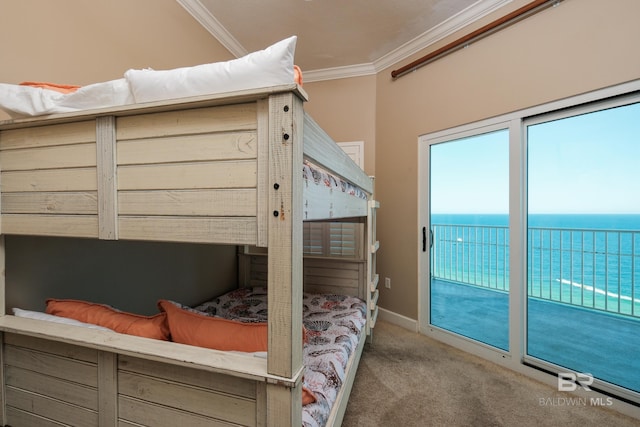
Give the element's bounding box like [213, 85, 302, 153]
[0, 36, 296, 118]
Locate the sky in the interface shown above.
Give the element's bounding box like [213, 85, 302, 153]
[430, 102, 640, 215]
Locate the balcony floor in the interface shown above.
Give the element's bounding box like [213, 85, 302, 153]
[431, 278, 640, 394]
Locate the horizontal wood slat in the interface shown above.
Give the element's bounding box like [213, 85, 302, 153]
[116, 103, 257, 140]
[0, 142, 96, 171]
[4, 345, 97, 386]
[118, 371, 256, 426]
[118, 189, 256, 217]
[5, 406, 71, 427]
[0, 119, 101, 240]
[5, 365, 98, 409]
[2, 191, 98, 214]
[6, 387, 98, 426]
[118, 355, 256, 399]
[242, 254, 366, 299]
[303, 183, 368, 220]
[117, 160, 257, 190]
[118, 216, 257, 244]
[303, 282, 361, 298]
[118, 396, 237, 427]
[117, 131, 257, 165]
[1, 168, 97, 192]
[305, 266, 361, 280]
[0, 120, 95, 150]
[2, 214, 98, 238]
[5, 333, 98, 363]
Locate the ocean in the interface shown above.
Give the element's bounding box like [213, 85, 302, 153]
[431, 213, 640, 230]
[430, 213, 640, 317]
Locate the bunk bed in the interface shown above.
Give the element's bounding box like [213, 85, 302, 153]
[0, 37, 379, 427]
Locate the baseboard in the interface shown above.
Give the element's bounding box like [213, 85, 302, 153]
[378, 307, 418, 332]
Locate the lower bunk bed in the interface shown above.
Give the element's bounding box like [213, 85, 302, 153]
[0, 253, 373, 427]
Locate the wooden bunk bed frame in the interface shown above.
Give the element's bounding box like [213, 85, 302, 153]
[0, 84, 378, 427]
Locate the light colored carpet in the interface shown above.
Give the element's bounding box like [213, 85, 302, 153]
[341, 321, 640, 427]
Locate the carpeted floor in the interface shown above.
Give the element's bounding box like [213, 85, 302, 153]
[341, 321, 640, 427]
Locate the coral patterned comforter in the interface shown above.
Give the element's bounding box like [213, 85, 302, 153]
[191, 287, 367, 427]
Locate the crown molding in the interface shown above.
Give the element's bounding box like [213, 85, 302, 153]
[302, 63, 377, 83]
[177, 0, 512, 81]
[176, 0, 247, 57]
[373, 0, 512, 73]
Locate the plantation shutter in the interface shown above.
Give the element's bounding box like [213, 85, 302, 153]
[329, 223, 357, 257]
[303, 222, 325, 255]
[303, 222, 361, 258]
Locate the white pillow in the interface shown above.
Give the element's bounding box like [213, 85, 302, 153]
[0, 83, 65, 118]
[58, 78, 134, 111]
[0, 78, 134, 118]
[12, 307, 113, 331]
[125, 36, 297, 104]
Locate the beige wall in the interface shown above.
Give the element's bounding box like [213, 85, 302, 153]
[0, 0, 232, 82]
[304, 76, 377, 176]
[374, 0, 640, 319]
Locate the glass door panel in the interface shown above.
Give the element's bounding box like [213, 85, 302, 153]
[430, 129, 510, 350]
[526, 102, 640, 394]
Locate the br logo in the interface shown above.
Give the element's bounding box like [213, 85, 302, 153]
[558, 372, 594, 392]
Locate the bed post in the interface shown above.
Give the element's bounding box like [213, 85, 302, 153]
[96, 116, 118, 240]
[266, 91, 304, 426]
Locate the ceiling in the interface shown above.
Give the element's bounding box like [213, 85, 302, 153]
[177, 0, 513, 82]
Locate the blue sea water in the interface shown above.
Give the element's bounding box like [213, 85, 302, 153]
[431, 213, 640, 230]
[430, 213, 640, 316]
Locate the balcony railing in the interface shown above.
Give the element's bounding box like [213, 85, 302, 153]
[431, 224, 640, 319]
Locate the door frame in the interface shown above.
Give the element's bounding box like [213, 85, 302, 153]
[418, 120, 517, 365]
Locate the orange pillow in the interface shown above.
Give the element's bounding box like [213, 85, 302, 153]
[20, 81, 81, 94]
[293, 65, 303, 86]
[302, 383, 316, 405]
[158, 300, 268, 352]
[46, 299, 169, 341]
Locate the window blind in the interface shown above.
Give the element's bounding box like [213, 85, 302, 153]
[303, 222, 361, 258]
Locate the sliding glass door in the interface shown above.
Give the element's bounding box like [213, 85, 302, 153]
[429, 128, 510, 351]
[420, 83, 640, 406]
[525, 101, 640, 395]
